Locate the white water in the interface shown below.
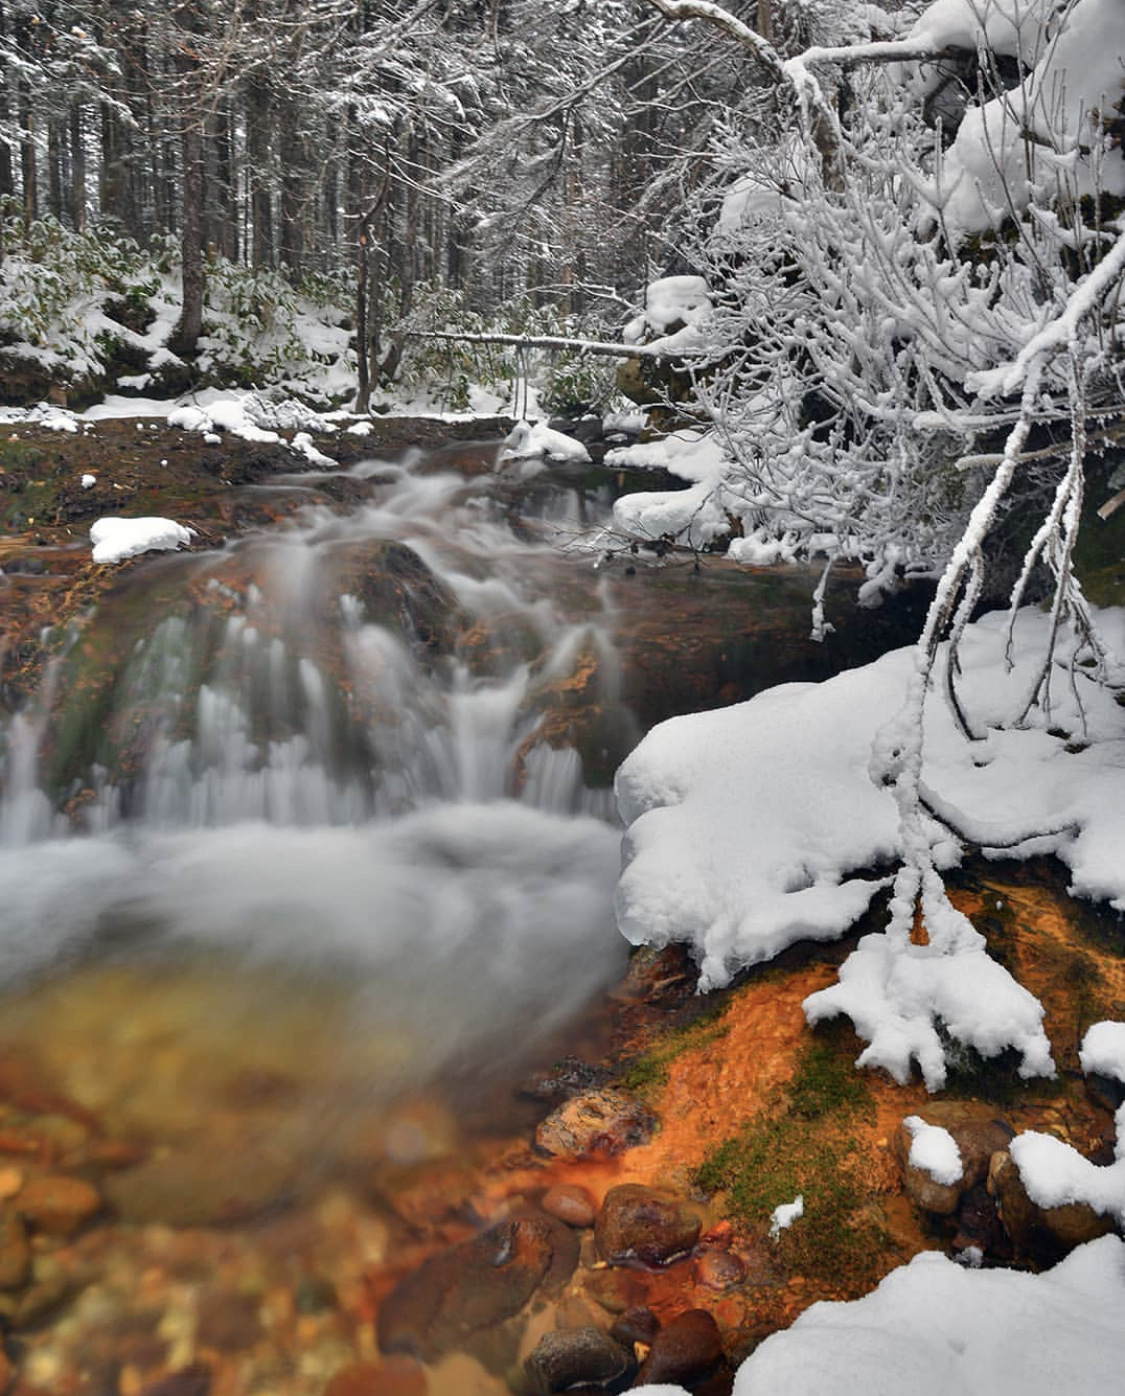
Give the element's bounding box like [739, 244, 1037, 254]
[0, 450, 631, 1083]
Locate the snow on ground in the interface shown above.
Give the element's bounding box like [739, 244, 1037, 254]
[500, 418, 591, 463]
[904, 1116, 963, 1185]
[0, 403, 81, 433]
[615, 605, 1125, 1083]
[90, 517, 195, 565]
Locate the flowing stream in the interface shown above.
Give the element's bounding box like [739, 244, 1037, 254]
[0, 445, 636, 1191]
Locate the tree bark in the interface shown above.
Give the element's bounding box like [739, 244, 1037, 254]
[247, 74, 273, 268]
[69, 104, 86, 231]
[172, 69, 205, 356]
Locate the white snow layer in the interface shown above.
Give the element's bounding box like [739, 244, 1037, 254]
[769, 1195, 804, 1239]
[1079, 1021, 1125, 1084]
[904, 1116, 963, 1185]
[907, 0, 1056, 62]
[925, 0, 1125, 236]
[500, 418, 591, 463]
[90, 517, 195, 565]
[615, 606, 1125, 1084]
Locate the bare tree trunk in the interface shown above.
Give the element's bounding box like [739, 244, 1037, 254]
[172, 70, 205, 356]
[47, 119, 63, 221]
[247, 75, 273, 268]
[69, 104, 86, 231]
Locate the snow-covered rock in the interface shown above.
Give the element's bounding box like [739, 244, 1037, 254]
[500, 419, 591, 463]
[90, 517, 195, 565]
[903, 1116, 963, 1186]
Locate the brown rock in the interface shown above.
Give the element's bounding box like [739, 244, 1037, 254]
[0, 1346, 9, 1396]
[692, 1248, 746, 1291]
[102, 1143, 293, 1227]
[950, 1119, 1015, 1190]
[139, 1366, 211, 1396]
[542, 1184, 596, 1229]
[196, 1288, 263, 1352]
[595, 1184, 701, 1267]
[609, 1306, 660, 1348]
[555, 1297, 602, 1331]
[16, 1175, 101, 1236]
[535, 1091, 656, 1161]
[378, 1218, 560, 1361]
[634, 1308, 723, 1387]
[323, 1358, 426, 1396]
[525, 1327, 632, 1395]
[0, 1212, 30, 1290]
[989, 1149, 1114, 1253]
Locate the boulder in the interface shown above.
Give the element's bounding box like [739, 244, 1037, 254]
[525, 1327, 633, 1394]
[378, 1216, 570, 1361]
[634, 1308, 723, 1387]
[535, 1090, 656, 1161]
[988, 1149, 1115, 1253]
[595, 1184, 701, 1267]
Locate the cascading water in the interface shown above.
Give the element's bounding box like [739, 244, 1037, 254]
[0, 448, 636, 1160]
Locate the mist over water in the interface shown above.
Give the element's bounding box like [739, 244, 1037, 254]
[0, 448, 631, 1102]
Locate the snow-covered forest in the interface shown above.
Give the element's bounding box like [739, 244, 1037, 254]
[1, 1, 1124, 1394]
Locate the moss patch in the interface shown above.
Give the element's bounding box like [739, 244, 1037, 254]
[691, 1022, 886, 1287]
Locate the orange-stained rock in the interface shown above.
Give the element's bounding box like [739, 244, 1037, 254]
[16, 1175, 101, 1236]
[635, 1308, 723, 1387]
[988, 1149, 1115, 1254]
[536, 1091, 656, 1161]
[693, 1248, 747, 1291]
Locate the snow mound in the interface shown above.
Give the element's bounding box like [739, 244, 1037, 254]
[615, 606, 1125, 1086]
[1080, 1022, 1125, 1083]
[90, 517, 195, 565]
[609, 430, 734, 546]
[500, 419, 590, 463]
[904, 1116, 962, 1185]
[769, 1195, 803, 1239]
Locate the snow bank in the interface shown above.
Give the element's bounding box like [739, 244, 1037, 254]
[616, 606, 1125, 1084]
[0, 404, 81, 433]
[609, 430, 734, 546]
[500, 419, 591, 463]
[623, 275, 712, 354]
[907, 0, 1055, 61]
[904, 1116, 962, 1185]
[90, 517, 195, 565]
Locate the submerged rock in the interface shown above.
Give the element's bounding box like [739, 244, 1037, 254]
[535, 1090, 656, 1161]
[634, 1308, 724, 1387]
[16, 1175, 101, 1237]
[541, 1183, 597, 1229]
[524, 1326, 633, 1394]
[378, 1215, 575, 1361]
[0, 1211, 30, 1289]
[595, 1184, 701, 1267]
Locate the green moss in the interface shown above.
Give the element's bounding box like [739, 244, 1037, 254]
[691, 1027, 884, 1286]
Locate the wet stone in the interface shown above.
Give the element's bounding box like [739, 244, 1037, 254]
[0, 1212, 30, 1290]
[519, 1057, 613, 1105]
[378, 1217, 563, 1361]
[634, 1308, 724, 1388]
[196, 1287, 263, 1352]
[524, 1327, 633, 1394]
[541, 1183, 597, 1229]
[102, 1143, 295, 1227]
[609, 1306, 660, 1348]
[692, 1248, 747, 1291]
[581, 1266, 651, 1315]
[295, 1274, 339, 1314]
[535, 1091, 657, 1161]
[16, 1175, 101, 1236]
[595, 1184, 701, 1267]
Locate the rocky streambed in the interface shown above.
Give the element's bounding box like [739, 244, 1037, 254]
[0, 417, 1121, 1396]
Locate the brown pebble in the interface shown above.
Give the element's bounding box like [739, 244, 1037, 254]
[16, 1175, 101, 1237]
[693, 1248, 747, 1291]
[0, 1170, 22, 1200]
[635, 1308, 723, 1387]
[609, 1305, 660, 1347]
[542, 1184, 597, 1229]
[323, 1357, 426, 1396]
